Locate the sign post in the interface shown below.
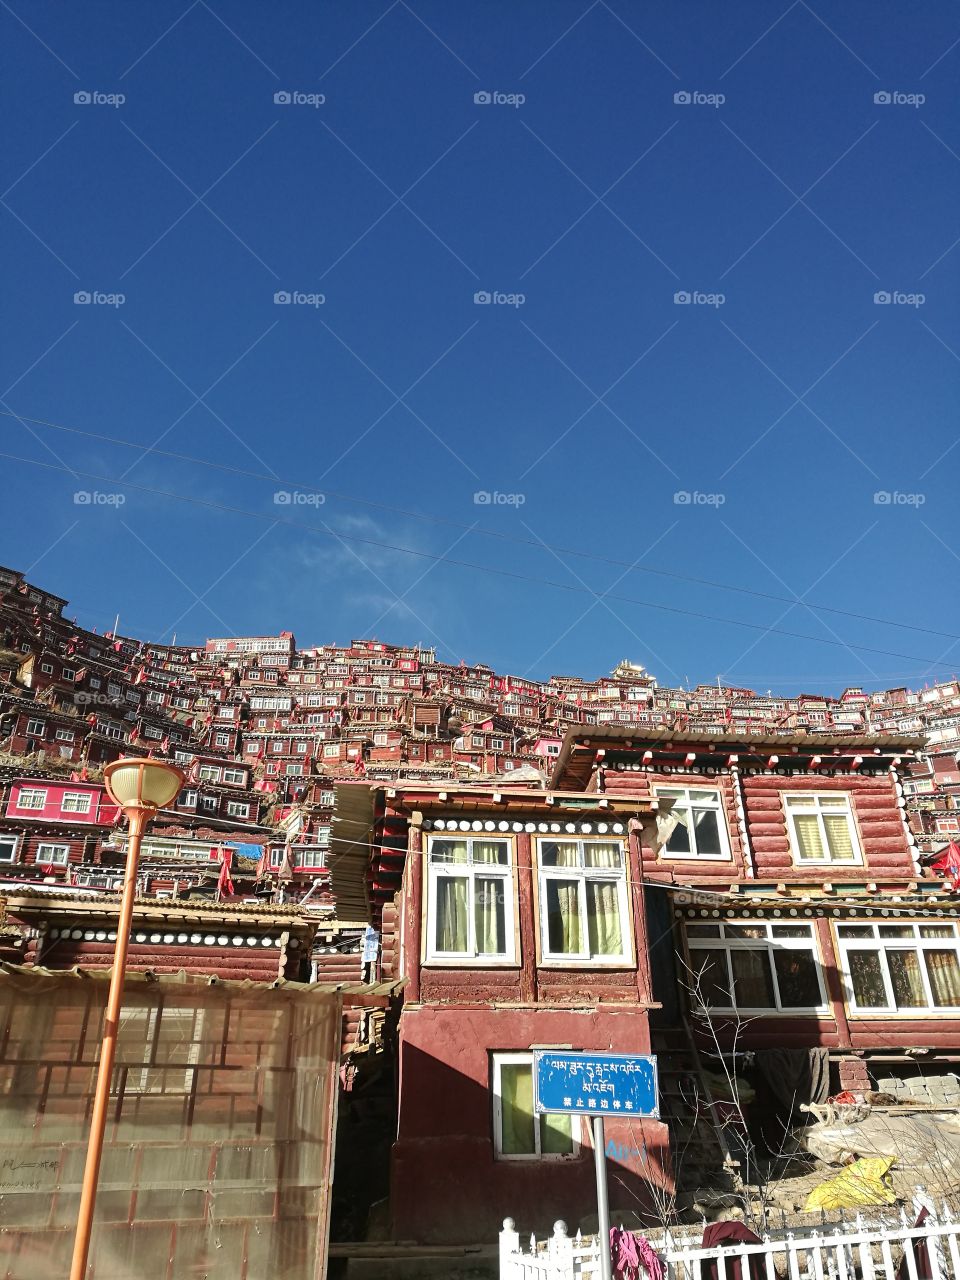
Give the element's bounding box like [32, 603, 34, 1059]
[533, 1051, 659, 1280]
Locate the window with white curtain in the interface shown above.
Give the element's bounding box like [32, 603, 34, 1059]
[537, 839, 630, 963]
[655, 787, 730, 859]
[784, 793, 862, 865]
[425, 835, 515, 963]
[837, 921, 960, 1012]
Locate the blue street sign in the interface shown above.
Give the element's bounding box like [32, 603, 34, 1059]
[532, 1051, 659, 1119]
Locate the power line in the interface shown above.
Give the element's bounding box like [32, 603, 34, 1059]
[4, 447, 959, 670]
[2, 406, 958, 643]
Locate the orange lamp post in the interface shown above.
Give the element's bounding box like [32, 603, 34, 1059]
[69, 757, 185, 1280]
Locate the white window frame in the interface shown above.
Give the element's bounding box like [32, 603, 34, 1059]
[836, 920, 960, 1014]
[118, 1006, 203, 1095]
[784, 793, 863, 866]
[0, 835, 18, 863]
[491, 1052, 580, 1161]
[55, 729, 75, 743]
[61, 792, 92, 814]
[654, 786, 732, 861]
[16, 788, 47, 811]
[686, 920, 828, 1013]
[26, 719, 45, 737]
[180, 790, 197, 808]
[536, 838, 631, 965]
[226, 801, 249, 818]
[222, 768, 246, 786]
[425, 834, 516, 965]
[197, 765, 220, 782]
[36, 843, 70, 866]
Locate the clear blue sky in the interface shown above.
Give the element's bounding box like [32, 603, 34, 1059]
[2, 1, 958, 694]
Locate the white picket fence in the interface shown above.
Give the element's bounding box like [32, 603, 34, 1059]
[500, 1190, 960, 1280]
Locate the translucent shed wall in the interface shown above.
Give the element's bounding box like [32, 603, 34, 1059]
[0, 966, 340, 1280]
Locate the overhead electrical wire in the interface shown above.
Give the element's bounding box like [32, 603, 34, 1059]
[2, 407, 957, 643]
[3, 447, 958, 670]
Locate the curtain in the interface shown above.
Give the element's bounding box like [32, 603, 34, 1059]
[888, 949, 926, 1008]
[773, 949, 821, 1007]
[730, 950, 775, 1007]
[546, 879, 582, 955]
[587, 881, 623, 956]
[926, 950, 960, 1006]
[474, 876, 505, 954]
[543, 842, 579, 867]
[472, 841, 506, 865]
[792, 814, 824, 860]
[822, 815, 855, 861]
[431, 840, 468, 865]
[500, 1063, 535, 1155]
[435, 877, 468, 952]
[688, 949, 731, 1007]
[584, 843, 621, 868]
[848, 950, 886, 1007]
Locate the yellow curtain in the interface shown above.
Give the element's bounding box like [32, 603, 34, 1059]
[546, 879, 582, 954]
[822, 815, 855, 861]
[436, 878, 468, 951]
[474, 876, 505, 954]
[472, 841, 506, 865]
[926, 950, 960, 1006]
[587, 882, 623, 956]
[500, 1063, 535, 1154]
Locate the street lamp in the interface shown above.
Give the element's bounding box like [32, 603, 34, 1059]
[70, 757, 185, 1280]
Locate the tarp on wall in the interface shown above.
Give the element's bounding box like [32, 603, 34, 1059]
[0, 964, 349, 1279]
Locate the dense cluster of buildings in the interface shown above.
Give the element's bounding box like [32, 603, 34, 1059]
[2, 560, 960, 1252]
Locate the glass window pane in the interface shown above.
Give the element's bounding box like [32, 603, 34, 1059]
[686, 924, 722, 938]
[689, 790, 718, 803]
[773, 949, 821, 1007]
[925, 951, 960, 1007]
[724, 925, 765, 940]
[838, 925, 873, 938]
[888, 950, 927, 1008]
[793, 814, 824, 860]
[771, 925, 814, 938]
[431, 840, 468, 864]
[878, 925, 913, 938]
[500, 1064, 535, 1155]
[823, 815, 856, 861]
[586, 881, 623, 957]
[693, 809, 722, 855]
[583, 842, 622, 868]
[475, 877, 507, 955]
[920, 925, 955, 939]
[848, 950, 887, 1007]
[731, 950, 776, 1007]
[819, 796, 847, 807]
[665, 813, 692, 854]
[472, 841, 508, 865]
[689, 949, 731, 1007]
[541, 842, 580, 868]
[546, 879, 582, 955]
[435, 877, 468, 952]
[541, 1111, 573, 1155]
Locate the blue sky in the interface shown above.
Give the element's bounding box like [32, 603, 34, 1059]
[1, 1, 958, 694]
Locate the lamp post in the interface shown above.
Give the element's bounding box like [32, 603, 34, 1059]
[69, 757, 185, 1280]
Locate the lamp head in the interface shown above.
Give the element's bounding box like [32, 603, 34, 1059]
[104, 757, 186, 814]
